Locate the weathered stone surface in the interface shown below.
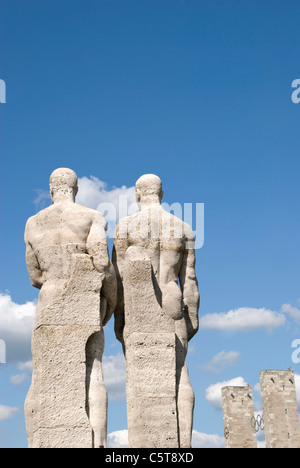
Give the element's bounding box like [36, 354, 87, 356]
[123, 249, 178, 448]
[126, 332, 178, 448]
[123, 246, 175, 335]
[260, 369, 300, 448]
[113, 174, 200, 448]
[222, 385, 257, 449]
[24, 168, 117, 448]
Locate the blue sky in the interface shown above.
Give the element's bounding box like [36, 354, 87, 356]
[0, 0, 300, 448]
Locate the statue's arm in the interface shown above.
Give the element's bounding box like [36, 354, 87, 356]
[179, 226, 200, 341]
[25, 221, 43, 290]
[86, 213, 117, 326]
[112, 221, 128, 344]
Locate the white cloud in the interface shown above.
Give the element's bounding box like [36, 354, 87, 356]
[103, 353, 126, 402]
[199, 307, 286, 332]
[0, 294, 36, 362]
[0, 404, 20, 422]
[10, 373, 28, 386]
[107, 430, 129, 448]
[192, 430, 225, 448]
[201, 350, 240, 373]
[254, 382, 261, 394]
[33, 189, 51, 210]
[10, 361, 33, 386]
[205, 377, 248, 410]
[281, 304, 300, 324]
[77, 177, 138, 237]
[77, 176, 137, 215]
[257, 440, 266, 449]
[107, 429, 225, 449]
[18, 361, 33, 372]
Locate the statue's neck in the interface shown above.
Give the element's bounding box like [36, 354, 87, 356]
[51, 192, 76, 204]
[139, 196, 161, 210]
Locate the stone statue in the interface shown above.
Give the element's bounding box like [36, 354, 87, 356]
[113, 174, 200, 448]
[24, 168, 117, 448]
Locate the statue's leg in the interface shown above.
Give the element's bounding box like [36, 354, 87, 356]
[176, 334, 195, 448]
[25, 378, 36, 448]
[25, 331, 38, 448]
[177, 362, 195, 448]
[86, 330, 108, 448]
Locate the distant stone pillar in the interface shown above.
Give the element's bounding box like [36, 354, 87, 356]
[260, 369, 300, 448]
[222, 385, 257, 448]
[123, 247, 179, 448]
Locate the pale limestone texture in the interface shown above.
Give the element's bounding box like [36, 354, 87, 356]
[222, 386, 257, 449]
[113, 174, 200, 448]
[24, 168, 117, 448]
[260, 369, 300, 448]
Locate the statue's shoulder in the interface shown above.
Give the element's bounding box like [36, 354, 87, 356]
[161, 208, 195, 243]
[114, 214, 130, 232]
[25, 205, 53, 228]
[74, 202, 104, 216]
[114, 212, 139, 241]
[161, 207, 191, 229]
[74, 203, 107, 227]
[182, 221, 195, 241]
[118, 211, 138, 225]
[24, 205, 54, 243]
[25, 215, 35, 241]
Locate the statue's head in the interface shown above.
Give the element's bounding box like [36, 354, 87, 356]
[49, 168, 78, 204]
[135, 174, 164, 208]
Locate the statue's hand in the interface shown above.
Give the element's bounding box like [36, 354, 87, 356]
[101, 292, 117, 327]
[183, 303, 199, 341]
[162, 282, 184, 321]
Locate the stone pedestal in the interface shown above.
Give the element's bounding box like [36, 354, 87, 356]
[26, 255, 105, 449]
[123, 247, 179, 448]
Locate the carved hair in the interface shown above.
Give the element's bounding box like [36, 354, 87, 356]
[49, 168, 78, 200]
[135, 174, 163, 200]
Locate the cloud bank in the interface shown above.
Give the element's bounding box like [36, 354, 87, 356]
[107, 429, 225, 449]
[0, 404, 20, 422]
[77, 176, 137, 216]
[0, 294, 36, 362]
[107, 430, 129, 448]
[200, 307, 286, 332]
[281, 304, 300, 324]
[205, 377, 249, 410]
[201, 350, 240, 373]
[103, 353, 126, 402]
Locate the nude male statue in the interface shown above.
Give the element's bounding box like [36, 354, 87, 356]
[24, 168, 117, 448]
[113, 174, 200, 448]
